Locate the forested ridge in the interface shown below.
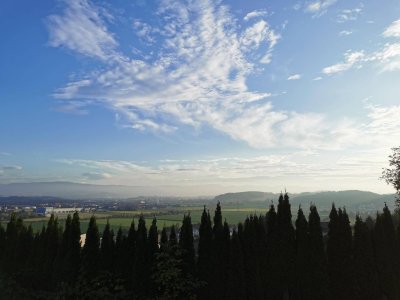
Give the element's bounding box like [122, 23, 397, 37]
[0, 193, 399, 300]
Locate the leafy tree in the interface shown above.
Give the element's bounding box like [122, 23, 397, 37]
[382, 146, 400, 205]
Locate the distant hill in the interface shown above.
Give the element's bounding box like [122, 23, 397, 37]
[214, 190, 396, 212]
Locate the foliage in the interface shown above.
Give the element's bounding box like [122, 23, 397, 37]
[382, 146, 400, 205]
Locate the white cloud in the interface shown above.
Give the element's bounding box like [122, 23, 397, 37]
[244, 9, 268, 22]
[339, 30, 353, 37]
[322, 50, 365, 74]
[383, 19, 400, 38]
[82, 172, 112, 180]
[48, 0, 286, 140]
[305, 0, 337, 17]
[287, 74, 302, 80]
[313, 76, 322, 81]
[47, 0, 118, 61]
[336, 5, 363, 23]
[323, 20, 400, 75]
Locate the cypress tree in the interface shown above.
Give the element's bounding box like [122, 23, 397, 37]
[265, 203, 280, 300]
[169, 225, 177, 246]
[123, 219, 136, 287]
[225, 230, 246, 300]
[374, 205, 399, 300]
[160, 227, 168, 252]
[114, 226, 126, 278]
[133, 215, 147, 295]
[148, 217, 159, 267]
[276, 193, 295, 298]
[101, 220, 115, 274]
[327, 206, 355, 300]
[197, 206, 213, 300]
[81, 215, 100, 280]
[0, 223, 5, 269]
[353, 215, 380, 300]
[179, 214, 195, 275]
[294, 207, 310, 300]
[210, 202, 227, 299]
[307, 205, 330, 300]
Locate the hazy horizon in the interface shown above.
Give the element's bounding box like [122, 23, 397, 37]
[1, 0, 400, 195]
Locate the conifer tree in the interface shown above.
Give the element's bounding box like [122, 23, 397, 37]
[225, 230, 246, 300]
[123, 219, 136, 287]
[374, 204, 399, 300]
[276, 193, 295, 298]
[307, 205, 330, 300]
[114, 226, 125, 277]
[101, 220, 115, 274]
[169, 225, 177, 247]
[133, 215, 147, 295]
[353, 215, 380, 300]
[179, 214, 195, 274]
[81, 215, 100, 280]
[148, 217, 159, 266]
[160, 226, 168, 252]
[209, 202, 227, 299]
[265, 203, 280, 299]
[294, 207, 310, 300]
[197, 206, 213, 300]
[327, 205, 355, 300]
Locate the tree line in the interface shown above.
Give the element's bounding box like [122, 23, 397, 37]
[0, 193, 399, 300]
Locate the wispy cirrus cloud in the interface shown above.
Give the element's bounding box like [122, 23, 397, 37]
[323, 19, 400, 75]
[305, 0, 337, 17]
[336, 5, 363, 23]
[322, 50, 365, 74]
[243, 9, 268, 22]
[47, 0, 118, 61]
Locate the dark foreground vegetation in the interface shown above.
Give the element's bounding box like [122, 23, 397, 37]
[0, 193, 399, 300]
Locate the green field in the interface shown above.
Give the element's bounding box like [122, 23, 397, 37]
[16, 204, 332, 234]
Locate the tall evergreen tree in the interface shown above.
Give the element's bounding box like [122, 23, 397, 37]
[327, 205, 355, 300]
[353, 215, 380, 300]
[197, 206, 213, 300]
[81, 215, 100, 280]
[160, 227, 168, 252]
[276, 193, 295, 298]
[307, 205, 330, 300]
[179, 214, 195, 275]
[101, 220, 115, 274]
[225, 230, 246, 300]
[294, 207, 310, 300]
[133, 215, 147, 295]
[374, 204, 399, 300]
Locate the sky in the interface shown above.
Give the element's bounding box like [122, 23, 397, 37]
[1, 0, 400, 196]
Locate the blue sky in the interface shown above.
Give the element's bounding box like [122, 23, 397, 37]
[1, 0, 400, 196]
